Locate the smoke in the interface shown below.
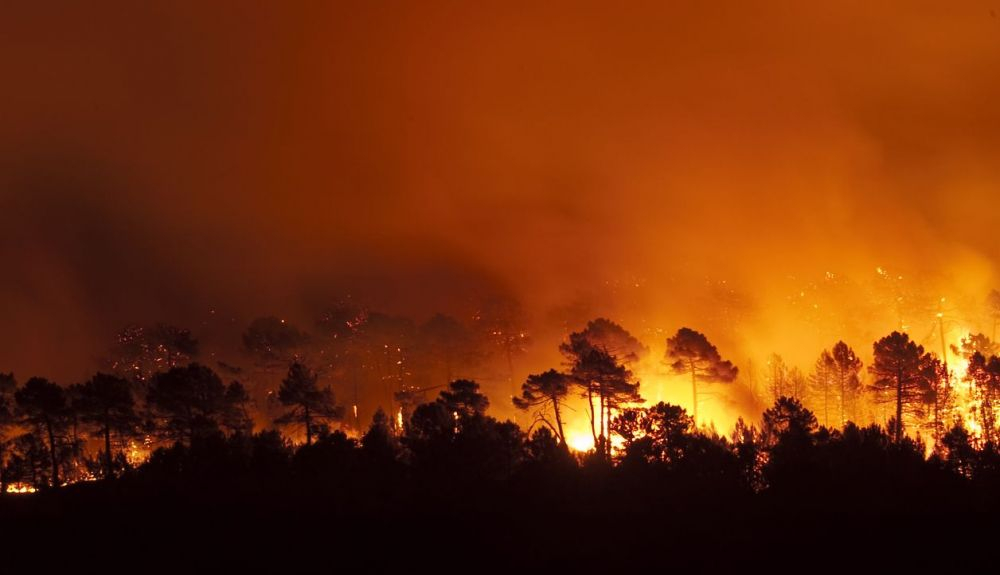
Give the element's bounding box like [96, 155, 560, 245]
[2, 0, 1000, 431]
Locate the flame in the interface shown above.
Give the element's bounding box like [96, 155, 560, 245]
[5, 482, 36, 494]
[565, 431, 595, 452]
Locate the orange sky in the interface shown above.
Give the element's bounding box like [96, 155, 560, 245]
[2, 2, 1000, 388]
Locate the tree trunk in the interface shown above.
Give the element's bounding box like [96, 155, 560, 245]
[586, 386, 597, 445]
[552, 396, 566, 445]
[690, 361, 699, 426]
[895, 369, 904, 444]
[0, 443, 6, 496]
[823, 382, 829, 428]
[46, 420, 59, 489]
[104, 411, 114, 480]
[839, 371, 846, 427]
[599, 392, 605, 445]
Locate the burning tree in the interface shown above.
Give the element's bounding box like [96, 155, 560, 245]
[988, 290, 1000, 342]
[952, 333, 998, 363]
[275, 362, 344, 446]
[74, 373, 141, 479]
[665, 328, 738, 426]
[513, 369, 571, 444]
[966, 352, 1000, 444]
[868, 332, 936, 443]
[107, 323, 199, 385]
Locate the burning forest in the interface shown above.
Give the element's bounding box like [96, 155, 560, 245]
[4, 1, 1000, 570]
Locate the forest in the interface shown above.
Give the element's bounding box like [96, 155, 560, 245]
[3, 304, 1000, 569]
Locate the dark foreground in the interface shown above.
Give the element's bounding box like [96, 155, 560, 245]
[2, 472, 998, 572]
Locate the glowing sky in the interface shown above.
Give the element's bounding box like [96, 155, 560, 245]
[3, 2, 1000, 386]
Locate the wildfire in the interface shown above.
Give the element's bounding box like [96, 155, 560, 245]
[5, 483, 36, 494]
[565, 431, 595, 453]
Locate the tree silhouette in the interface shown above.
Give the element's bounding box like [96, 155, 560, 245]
[513, 369, 571, 444]
[665, 328, 738, 425]
[148, 363, 230, 444]
[762, 396, 818, 443]
[988, 290, 1000, 342]
[966, 352, 1000, 444]
[559, 318, 649, 366]
[106, 323, 199, 385]
[561, 319, 646, 453]
[869, 332, 935, 443]
[473, 296, 531, 396]
[74, 373, 141, 479]
[571, 348, 642, 457]
[15, 378, 70, 488]
[275, 362, 343, 446]
[0, 373, 17, 494]
[810, 350, 836, 427]
[761, 397, 819, 489]
[438, 379, 490, 419]
[222, 381, 254, 436]
[830, 341, 863, 426]
[611, 402, 693, 465]
[360, 408, 398, 466]
[765, 354, 790, 404]
[418, 313, 478, 384]
[242, 317, 309, 367]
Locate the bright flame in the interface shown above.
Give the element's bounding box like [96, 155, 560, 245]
[565, 431, 595, 452]
[5, 482, 36, 494]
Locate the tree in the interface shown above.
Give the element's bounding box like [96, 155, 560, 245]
[665, 328, 738, 426]
[360, 408, 398, 466]
[418, 313, 477, 384]
[761, 397, 819, 489]
[275, 362, 343, 446]
[988, 290, 1000, 342]
[0, 373, 17, 494]
[242, 317, 309, 367]
[513, 369, 571, 444]
[830, 341, 863, 426]
[472, 296, 531, 395]
[764, 353, 790, 404]
[439, 379, 490, 419]
[15, 378, 70, 488]
[810, 350, 836, 427]
[869, 332, 935, 443]
[559, 317, 649, 366]
[953, 333, 999, 362]
[762, 396, 818, 444]
[571, 348, 642, 457]
[223, 381, 254, 436]
[611, 402, 694, 465]
[148, 363, 230, 444]
[966, 352, 1000, 444]
[74, 373, 141, 479]
[106, 323, 199, 385]
[561, 319, 646, 455]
